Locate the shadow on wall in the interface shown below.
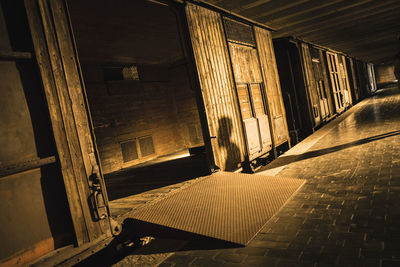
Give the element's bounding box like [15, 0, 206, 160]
[217, 117, 240, 171]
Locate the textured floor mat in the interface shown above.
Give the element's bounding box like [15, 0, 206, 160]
[130, 171, 305, 245]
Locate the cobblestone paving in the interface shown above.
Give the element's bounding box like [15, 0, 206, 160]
[159, 88, 400, 267]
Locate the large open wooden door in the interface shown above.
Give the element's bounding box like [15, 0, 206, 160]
[25, 0, 112, 246]
[300, 43, 322, 127]
[310, 47, 331, 122]
[185, 3, 246, 171]
[326, 52, 345, 113]
[254, 27, 290, 149]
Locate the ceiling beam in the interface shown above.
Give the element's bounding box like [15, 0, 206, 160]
[289, 6, 400, 38]
[238, 0, 309, 19]
[303, 15, 400, 42]
[273, 0, 400, 37]
[266, 0, 374, 29]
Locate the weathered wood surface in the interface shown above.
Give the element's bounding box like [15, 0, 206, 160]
[26, 0, 111, 246]
[301, 42, 321, 127]
[318, 49, 336, 118]
[347, 57, 361, 103]
[254, 27, 289, 147]
[25, 0, 89, 245]
[338, 55, 352, 107]
[50, 0, 111, 234]
[186, 3, 246, 171]
[326, 52, 345, 113]
[227, 41, 272, 159]
[0, 50, 32, 60]
[0, 156, 56, 178]
[228, 43, 262, 84]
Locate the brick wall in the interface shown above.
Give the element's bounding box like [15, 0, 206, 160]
[82, 63, 203, 174]
[375, 64, 396, 85]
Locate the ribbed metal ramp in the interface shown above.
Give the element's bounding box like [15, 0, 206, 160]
[130, 172, 305, 245]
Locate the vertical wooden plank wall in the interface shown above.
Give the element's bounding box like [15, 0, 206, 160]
[185, 3, 246, 171]
[338, 55, 352, 106]
[367, 63, 377, 93]
[254, 27, 289, 147]
[348, 57, 360, 103]
[25, 0, 110, 246]
[319, 49, 336, 117]
[300, 43, 321, 127]
[326, 52, 345, 113]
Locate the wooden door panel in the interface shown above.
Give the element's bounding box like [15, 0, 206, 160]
[249, 83, 265, 117]
[254, 27, 289, 146]
[326, 52, 344, 113]
[237, 84, 253, 120]
[26, 0, 111, 245]
[274, 115, 287, 144]
[258, 114, 272, 148]
[243, 118, 261, 156]
[186, 3, 245, 171]
[229, 43, 263, 84]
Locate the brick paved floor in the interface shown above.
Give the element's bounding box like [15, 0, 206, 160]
[157, 87, 400, 267]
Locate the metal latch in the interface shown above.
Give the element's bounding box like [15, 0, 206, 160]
[88, 153, 108, 221]
[89, 173, 108, 220]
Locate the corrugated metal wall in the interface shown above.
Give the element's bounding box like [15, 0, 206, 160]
[254, 27, 289, 147]
[186, 3, 246, 171]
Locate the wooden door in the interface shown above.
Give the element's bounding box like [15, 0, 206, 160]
[301, 43, 321, 127]
[250, 83, 272, 150]
[338, 55, 352, 107]
[310, 47, 331, 121]
[185, 3, 246, 171]
[326, 52, 345, 113]
[25, 0, 111, 246]
[228, 41, 272, 160]
[236, 84, 261, 156]
[254, 27, 289, 148]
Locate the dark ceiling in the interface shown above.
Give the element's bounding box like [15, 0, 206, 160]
[68, 0, 182, 65]
[205, 0, 400, 64]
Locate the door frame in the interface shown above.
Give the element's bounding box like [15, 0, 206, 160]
[25, 0, 112, 246]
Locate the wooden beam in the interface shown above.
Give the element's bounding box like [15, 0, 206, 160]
[0, 156, 56, 177]
[0, 51, 32, 60]
[25, 0, 89, 245]
[266, 0, 373, 29]
[274, 0, 400, 37]
[290, 5, 400, 37]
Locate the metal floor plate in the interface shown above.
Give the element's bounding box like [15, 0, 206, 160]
[130, 171, 305, 245]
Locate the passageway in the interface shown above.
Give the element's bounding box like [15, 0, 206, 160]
[99, 85, 400, 266]
[2, 1, 400, 265]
